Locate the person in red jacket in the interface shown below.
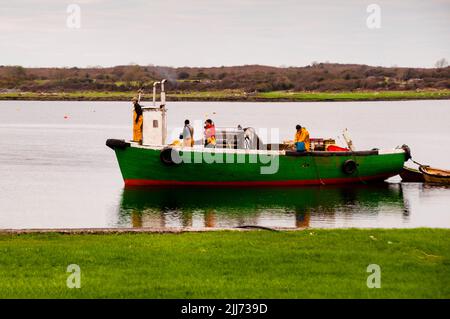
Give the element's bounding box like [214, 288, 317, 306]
[204, 119, 216, 147]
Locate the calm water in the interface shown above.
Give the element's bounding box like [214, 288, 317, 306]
[0, 100, 449, 229]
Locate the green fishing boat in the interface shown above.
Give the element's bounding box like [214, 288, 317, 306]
[107, 80, 410, 187]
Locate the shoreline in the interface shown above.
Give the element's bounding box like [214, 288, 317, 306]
[1, 226, 449, 234]
[0, 226, 292, 234]
[1, 90, 449, 102]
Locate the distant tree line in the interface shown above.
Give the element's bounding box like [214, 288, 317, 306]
[0, 63, 449, 93]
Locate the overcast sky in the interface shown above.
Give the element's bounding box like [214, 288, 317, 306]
[0, 0, 449, 68]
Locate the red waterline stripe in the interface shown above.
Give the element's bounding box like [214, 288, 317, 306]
[124, 173, 395, 187]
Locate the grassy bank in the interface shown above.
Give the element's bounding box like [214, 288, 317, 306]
[0, 229, 449, 298]
[0, 89, 449, 102]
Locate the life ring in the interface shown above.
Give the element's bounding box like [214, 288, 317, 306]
[160, 147, 181, 166]
[342, 159, 357, 175]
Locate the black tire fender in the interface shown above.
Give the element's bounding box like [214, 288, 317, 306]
[342, 159, 357, 175]
[401, 144, 411, 161]
[160, 147, 182, 166]
[106, 139, 130, 150]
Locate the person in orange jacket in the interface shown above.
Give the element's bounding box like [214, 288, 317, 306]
[132, 97, 143, 143]
[294, 124, 310, 151]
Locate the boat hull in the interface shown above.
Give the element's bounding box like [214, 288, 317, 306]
[109, 141, 406, 187]
[419, 166, 450, 185]
[400, 166, 425, 183]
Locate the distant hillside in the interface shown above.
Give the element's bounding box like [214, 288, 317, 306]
[0, 63, 449, 93]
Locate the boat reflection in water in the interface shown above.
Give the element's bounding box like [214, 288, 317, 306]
[118, 183, 408, 229]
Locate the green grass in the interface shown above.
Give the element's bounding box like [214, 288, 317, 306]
[0, 229, 449, 298]
[0, 90, 449, 102]
[257, 90, 450, 101]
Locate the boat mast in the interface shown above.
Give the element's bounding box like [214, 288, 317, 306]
[152, 81, 161, 107]
[343, 128, 355, 151]
[160, 79, 167, 145]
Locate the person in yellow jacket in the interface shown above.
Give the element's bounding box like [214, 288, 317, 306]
[294, 124, 310, 151]
[132, 97, 143, 144]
